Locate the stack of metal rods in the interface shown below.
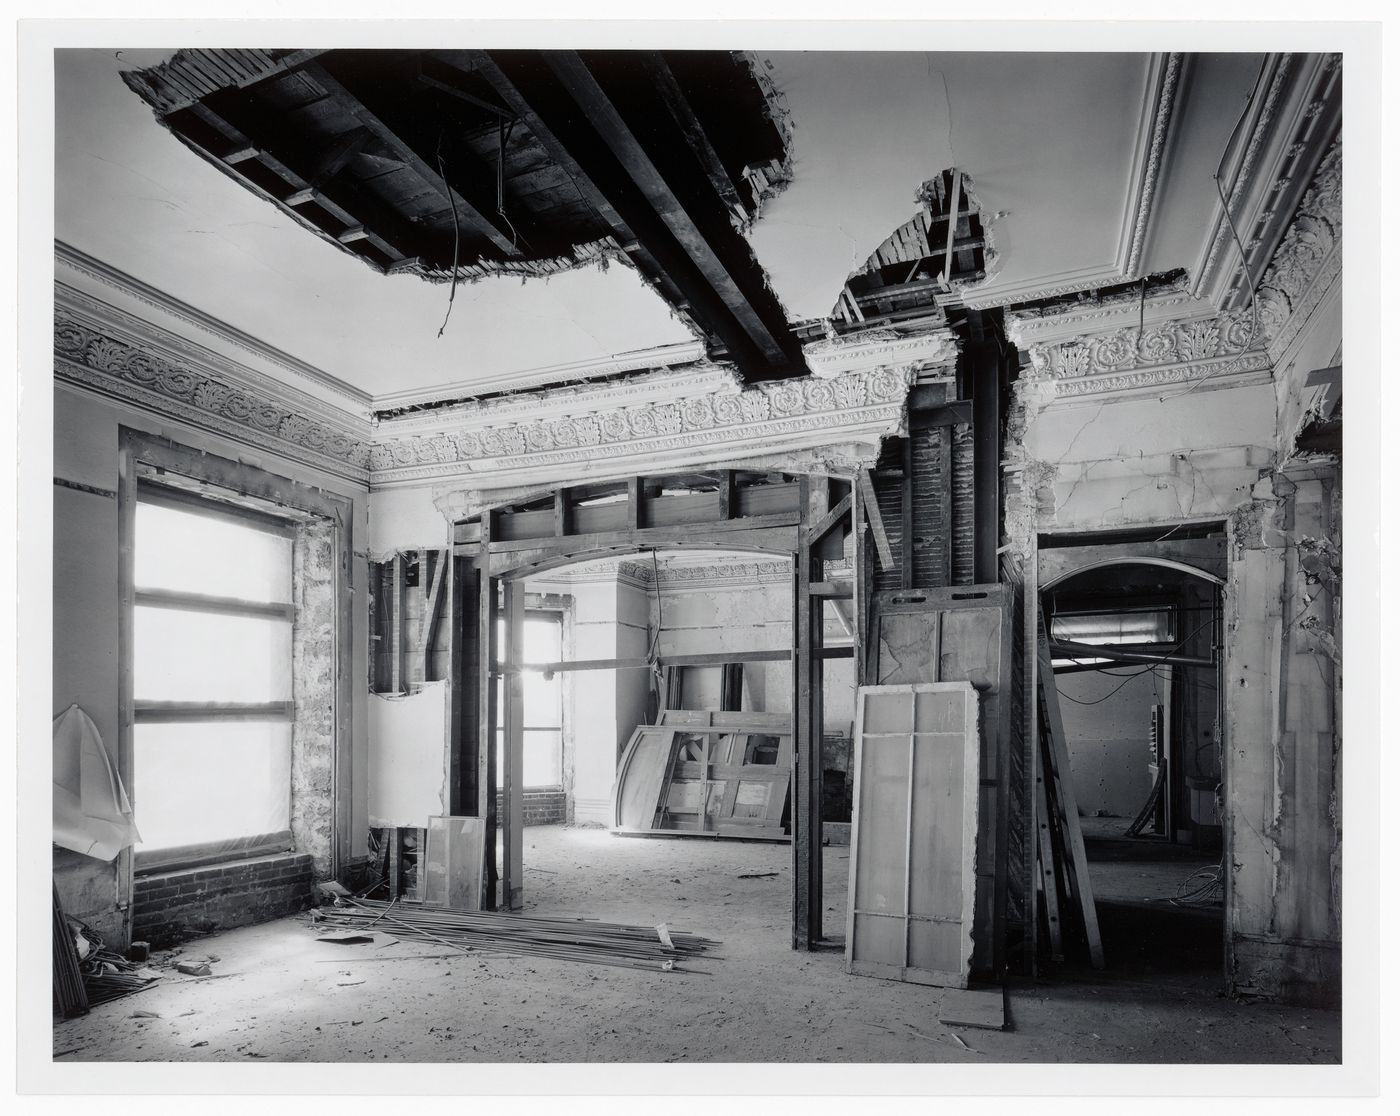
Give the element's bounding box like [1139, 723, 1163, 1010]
[53, 885, 88, 1019]
[315, 897, 719, 973]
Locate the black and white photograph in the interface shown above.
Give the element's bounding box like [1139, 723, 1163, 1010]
[12, 6, 1389, 1103]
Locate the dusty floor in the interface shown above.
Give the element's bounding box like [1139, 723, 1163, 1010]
[54, 825, 1339, 1064]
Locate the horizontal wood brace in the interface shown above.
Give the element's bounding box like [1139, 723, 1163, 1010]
[134, 701, 295, 723]
[135, 588, 293, 621]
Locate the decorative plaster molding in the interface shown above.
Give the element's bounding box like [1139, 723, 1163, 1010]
[372, 340, 709, 413]
[1023, 310, 1273, 405]
[802, 327, 957, 378]
[375, 364, 914, 490]
[54, 313, 374, 484]
[964, 53, 1181, 310]
[1190, 53, 1341, 311]
[1005, 279, 1209, 350]
[1119, 53, 1184, 279]
[55, 241, 372, 415]
[1254, 140, 1342, 365]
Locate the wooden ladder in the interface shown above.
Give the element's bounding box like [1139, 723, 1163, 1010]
[1036, 612, 1105, 969]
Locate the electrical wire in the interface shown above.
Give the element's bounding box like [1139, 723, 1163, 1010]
[436, 138, 462, 339]
[1054, 615, 1216, 706]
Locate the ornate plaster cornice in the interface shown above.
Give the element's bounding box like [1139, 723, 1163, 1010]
[802, 327, 958, 378]
[1005, 277, 1206, 350]
[1254, 139, 1342, 365]
[963, 52, 1182, 311]
[1022, 310, 1273, 405]
[54, 311, 373, 485]
[372, 340, 709, 413]
[1189, 53, 1341, 311]
[1118, 52, 1185, 280]
[376, 360, 916, 491]
[56, 241, 372, 415]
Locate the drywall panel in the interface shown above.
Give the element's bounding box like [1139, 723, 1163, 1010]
[368, 683, 449, 828]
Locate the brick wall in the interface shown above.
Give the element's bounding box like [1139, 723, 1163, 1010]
[132, 852, 314, 948]
[493, 788, 567, 826]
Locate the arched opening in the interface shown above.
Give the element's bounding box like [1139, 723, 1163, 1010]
[1040, 553, 1226, 983]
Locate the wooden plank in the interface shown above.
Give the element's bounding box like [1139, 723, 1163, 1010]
[613, 727, 678, 830]
[475, 516, 498, 908]
[940, 170, 961, 285]
[938, 986, 1007, 1031]
[1037, 625, 1105, 969]
[302, 59, 525, 258]
[133, 701, 294, 723]
[501, 581, 525, 910]
[485, 510, 801, 554]
[133, 588, 294, 621]
[1035, 761, 1064, 961]
[901, 438, 915, 590]
[803, 492, 852, 548]
[857, 469, 896, 572]
[420, 550, 447, 661]
[389, 554, 404, 694]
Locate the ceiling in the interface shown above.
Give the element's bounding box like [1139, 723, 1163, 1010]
[54, 46, 1265, 408]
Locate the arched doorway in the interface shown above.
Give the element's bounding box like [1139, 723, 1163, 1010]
[1039, 546, 1227, 982]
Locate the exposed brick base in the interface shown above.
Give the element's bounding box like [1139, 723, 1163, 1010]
[132, 852, 314, 948]
[493, 788, 567, 826]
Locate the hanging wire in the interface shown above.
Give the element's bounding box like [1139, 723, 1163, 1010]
[436, 136, 462, 339]
[1054, 615, 1216, 706]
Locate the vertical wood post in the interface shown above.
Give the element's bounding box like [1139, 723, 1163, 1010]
[501, 579, 525, 911]
[792, 475, 824, 949]
[476, 512, 499, 908]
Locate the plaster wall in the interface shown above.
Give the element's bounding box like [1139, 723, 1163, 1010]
[367, 683, 449, 828]
[1014, 374, 1341, 1004]
[367, 485, 451, 558]
[52, 383, 371, 944]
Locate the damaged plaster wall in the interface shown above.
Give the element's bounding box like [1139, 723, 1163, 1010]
[1008, 366, 1341, 1004]
[368, 485, 451, 558]
[367, 682, 449, 828]
[291, 520, 337, 878]
[52, 382, 371, 944]
[1224, 470, 1341, 1005]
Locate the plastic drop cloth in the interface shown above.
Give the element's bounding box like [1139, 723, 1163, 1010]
[53, 703, 140, 861]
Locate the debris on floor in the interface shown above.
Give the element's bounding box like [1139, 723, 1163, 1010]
[311, 896, 719, 973]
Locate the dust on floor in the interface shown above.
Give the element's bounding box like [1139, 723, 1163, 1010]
[52, 825, 1340, 1064]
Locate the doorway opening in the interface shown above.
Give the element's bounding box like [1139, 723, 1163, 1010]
[488, 546, 856, 948]
[1039, 540, 1226, 985]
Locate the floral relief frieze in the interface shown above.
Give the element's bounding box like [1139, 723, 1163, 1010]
[370, 365, 913, 482]
[1029, 310, 1261, 383]
[54, 313, 373, 480]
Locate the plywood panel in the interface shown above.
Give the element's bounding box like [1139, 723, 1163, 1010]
[613, 728, 675, 830]
[847, 683, 979, 988]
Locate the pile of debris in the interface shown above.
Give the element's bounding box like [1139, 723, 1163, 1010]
[313, 896, 718, 974]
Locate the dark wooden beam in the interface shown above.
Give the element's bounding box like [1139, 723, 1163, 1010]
[185, 98, 427, 266]
[639, 52, 745, 219]
[478, 50, 805, 381]
[304, 58, 527, 259]
[857, 469, 895, 572]
[542, 51, 790, 364]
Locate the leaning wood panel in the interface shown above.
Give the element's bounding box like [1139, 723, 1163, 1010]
[612, 727, 676, 830]
[422, 815, 486, 912]
[865, 585, 1012, 974]
[846, 682, 980, 988]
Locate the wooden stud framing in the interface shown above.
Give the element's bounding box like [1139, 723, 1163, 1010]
[501, 580, 525, 911]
